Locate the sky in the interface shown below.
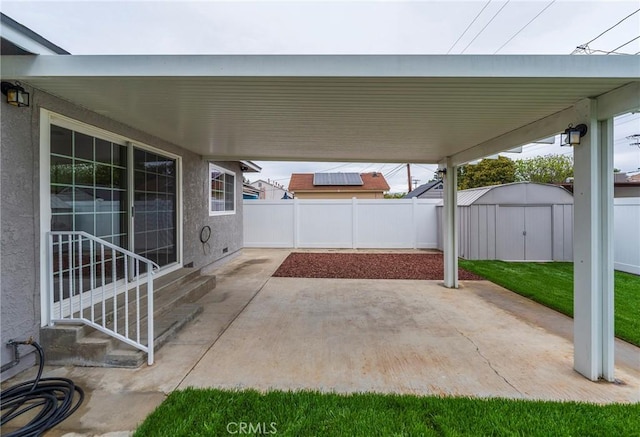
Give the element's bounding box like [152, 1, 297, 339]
[2, 0, 639, 192]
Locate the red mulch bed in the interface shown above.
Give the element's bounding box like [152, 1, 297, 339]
[273, 252, 482, 280]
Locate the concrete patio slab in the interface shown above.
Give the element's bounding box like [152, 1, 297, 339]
[179, 276, 639, 403]
[2, 249, 639, 436]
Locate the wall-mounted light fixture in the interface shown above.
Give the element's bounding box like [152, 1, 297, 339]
[436, 168, 447, 179]
[561, 123, 588, 146]
[1, 81, 30, 107]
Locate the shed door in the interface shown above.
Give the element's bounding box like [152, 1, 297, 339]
[497, 206, 552, 261]
[524, 206, 552, 261]
[497, 207, 525, 260]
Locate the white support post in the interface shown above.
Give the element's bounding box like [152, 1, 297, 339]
[572, 98, 615, 381]
[442, 159, 458, 288]
[599, 117, 615, 381]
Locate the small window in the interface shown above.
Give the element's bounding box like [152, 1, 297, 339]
[209, 163, 235, 215]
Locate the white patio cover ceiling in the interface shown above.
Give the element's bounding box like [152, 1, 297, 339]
[3, 55, 639, 164]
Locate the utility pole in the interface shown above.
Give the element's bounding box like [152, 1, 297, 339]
[406, 163, 412, 193]
[412, 178, 420, 189]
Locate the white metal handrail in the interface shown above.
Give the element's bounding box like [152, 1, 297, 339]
[47, 231, 159, 365]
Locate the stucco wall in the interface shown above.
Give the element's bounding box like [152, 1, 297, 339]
[183, 160, 244, 269]
[1, 84, 243, 380]
[1, 89, 40, 380]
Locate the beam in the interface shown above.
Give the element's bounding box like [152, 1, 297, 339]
[449, 107, 575, 166]
[597, 82, 640, 120]
[572, 98, 615, 381]
[2, 54, 639, 79]
[442, 158, 458, 288]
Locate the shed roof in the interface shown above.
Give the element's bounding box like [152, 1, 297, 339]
[457, 186, 494, 206]
[438, 182, 575, 206]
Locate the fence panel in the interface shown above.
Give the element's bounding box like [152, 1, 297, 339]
[614, 198, 640, 275]
[356, 200, 415, 248]
[244, 198, 440, 249]
[243, 201, 294, 247]
[298, 200, 353, 248]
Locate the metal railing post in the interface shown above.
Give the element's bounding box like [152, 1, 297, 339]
[47, 233, 54, 326]
[147, 268, 154, 365]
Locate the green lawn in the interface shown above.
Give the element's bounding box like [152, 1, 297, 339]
[459, 260, 640, 346]
[134, 388, 640, 437]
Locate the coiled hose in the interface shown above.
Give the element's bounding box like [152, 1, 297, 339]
[1, 340, 84, 437]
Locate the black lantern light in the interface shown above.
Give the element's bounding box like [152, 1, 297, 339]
[436, 168, 447, 179]
[561, 123, 588, 146]
[1, 81, 30, 107]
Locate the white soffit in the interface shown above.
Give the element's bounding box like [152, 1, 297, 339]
[2, 55, 638, 163]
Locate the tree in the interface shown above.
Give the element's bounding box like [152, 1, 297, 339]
[514, 154, 573, 184]
[384, 192, 406, 199]
[457, 156, 516, 190]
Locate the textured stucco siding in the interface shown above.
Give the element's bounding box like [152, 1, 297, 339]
[1, 88, 41, 380]
[183, 159, 244, 269]
[1, 83, 244, 380]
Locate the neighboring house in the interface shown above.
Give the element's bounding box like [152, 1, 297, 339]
[559, 174, 640, 198]
[288, 172, 390, 199]
[0, 14, 259, 379]
[405, 180, 444, 199]
[243, 182, 261, 199]
[249, 179, 292, 200]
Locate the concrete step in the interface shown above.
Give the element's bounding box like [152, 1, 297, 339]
[98, 273, 215, 339]
[103, 303, 203, 367]
[40, 268, 214, 368]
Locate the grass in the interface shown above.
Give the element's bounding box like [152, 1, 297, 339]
[458, 260, 640, 346]
[134, 388, 640, 437]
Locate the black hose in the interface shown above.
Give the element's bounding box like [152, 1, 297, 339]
[1, 341, 84, 437]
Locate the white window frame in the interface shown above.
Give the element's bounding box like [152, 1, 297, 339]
[209, 163, 236, 216]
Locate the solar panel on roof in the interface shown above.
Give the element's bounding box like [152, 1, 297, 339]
[313, 172, 363, 186]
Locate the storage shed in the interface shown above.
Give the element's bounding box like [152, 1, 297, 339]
[437, 182, 574, 261]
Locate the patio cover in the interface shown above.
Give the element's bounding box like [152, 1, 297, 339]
[2, 54, 639, 383]
[1, 54, 638, 164]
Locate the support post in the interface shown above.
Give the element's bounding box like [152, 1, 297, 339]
[442, 159, 458, 288]
[572, 98, 615, 381]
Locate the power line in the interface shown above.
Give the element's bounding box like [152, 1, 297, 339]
[460, 0, 511, 54]
[446, 0, 492, 54]
[384, 164, 406, 180]
[584, 8, 640, 46]
[606, 35, 640, 54]
[494, 0, 556, 54]
[318, 162, 354, 172]
[575, 47, 637, 55]
[573, 8, 640, 53]
[414, 163, 438, 173]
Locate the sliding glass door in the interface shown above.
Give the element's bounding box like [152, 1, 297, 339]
[50, 123, 178, 300]
[133, 149, 177, 272]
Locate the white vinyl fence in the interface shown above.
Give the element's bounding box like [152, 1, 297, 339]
[244, 198, 640, 275]
[614, 198, 640, 275]
[243, 198, 440, 249]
